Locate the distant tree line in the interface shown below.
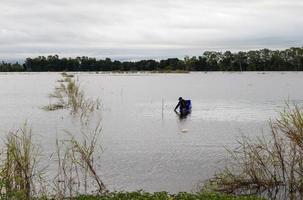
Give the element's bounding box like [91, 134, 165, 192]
[0, 61, 24, 72]
[1, 47, 303, 72]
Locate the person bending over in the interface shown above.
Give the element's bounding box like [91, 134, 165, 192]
[174, 97, 187, 111]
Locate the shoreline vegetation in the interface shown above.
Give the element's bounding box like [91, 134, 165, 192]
[1, 73, 302, 199]
[1, 47, 303, 72]
[72, 192, 264, 200]
[205, 104, 303, 200]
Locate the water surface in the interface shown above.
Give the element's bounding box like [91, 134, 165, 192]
[0, 72, 302, 193]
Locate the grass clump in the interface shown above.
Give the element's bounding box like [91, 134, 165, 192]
[43, 104, 65, 111]
[54, 121, 107, 198]
[56, 77, 72, 83]
[61, 72, 74, 78]
[43, 73, 100, 119]
[0, 121, 106, 199]
[206, 104, 303, 199]
[0, 123, 44, 199]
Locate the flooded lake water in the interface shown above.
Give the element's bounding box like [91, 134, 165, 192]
[0, 72, 303, 193]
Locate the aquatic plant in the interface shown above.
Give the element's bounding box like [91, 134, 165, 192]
[61, 72, 74, 78]
[0, 120, 105, 199]
[43, 73, 100, 120]
[53, 121, 106, 199]
[205, 104, 303, 200]
[0, 123, 45, 199]
[56, 77, 72, 83]
[42, 73, 105, 198]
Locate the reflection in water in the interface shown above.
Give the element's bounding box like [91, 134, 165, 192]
[175, 110, 191, 120]
[175, 110, 192, 134]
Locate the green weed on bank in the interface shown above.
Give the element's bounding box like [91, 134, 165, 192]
[74, 191, 264, 200]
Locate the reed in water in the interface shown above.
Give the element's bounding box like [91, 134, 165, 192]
[205, 104, 303, 200]
[43, 73, 100, 121]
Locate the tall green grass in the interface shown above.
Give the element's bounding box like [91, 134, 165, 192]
[0, 124, 43, 199]
[74, 191, 264, 200]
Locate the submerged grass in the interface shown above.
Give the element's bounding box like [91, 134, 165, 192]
[205, 104, 303, 199]
[61, 72, 74, 78]
[56, 77, 72, 83]
[43, 73, 100, 120]
[43, 104, 65, 111]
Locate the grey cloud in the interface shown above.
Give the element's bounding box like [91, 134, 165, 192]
[0, 0, 303, 61]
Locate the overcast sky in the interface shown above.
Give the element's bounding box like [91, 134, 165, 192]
[1, 0, 303, 61]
